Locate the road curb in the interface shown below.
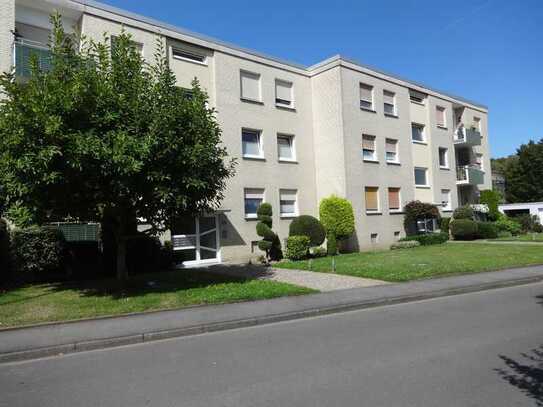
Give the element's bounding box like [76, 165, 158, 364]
[2, 273, 543, 364]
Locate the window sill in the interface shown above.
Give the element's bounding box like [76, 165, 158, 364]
[278, 159, 298, 164]
[440, 166, 450, 170]
[360, 107, 377, 114]
[384, 113, 399, 119]
[410, 100, 425, 106]
[242, 155, 266, 161]
[363, 159, 379, 163]
[437, 125, 448, 130]
[280, 214, 297, 219]
[389, 210, 404, 215]
[412, 140, 427, 145]
[415, 185, 431, 189]
[241, 97, 264, 105]
[245, 215, 259, 221]
[275, 104, 296, 112]
[366, 211, 382, 216]
[386, 161, 401, 166]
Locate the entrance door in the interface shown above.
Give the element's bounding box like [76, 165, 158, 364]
[172, 215, 220, 266]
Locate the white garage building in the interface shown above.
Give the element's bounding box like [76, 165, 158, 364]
[499, 202, 543, 224]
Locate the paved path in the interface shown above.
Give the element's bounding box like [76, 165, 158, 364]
[202, 264, 388, 291]
[2, 281, 543, 406]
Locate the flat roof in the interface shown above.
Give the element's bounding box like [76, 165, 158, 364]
[69, 0, 487, 109]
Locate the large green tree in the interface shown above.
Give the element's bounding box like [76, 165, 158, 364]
[504, 139, 543, 203]
[0, 14, 235, 279]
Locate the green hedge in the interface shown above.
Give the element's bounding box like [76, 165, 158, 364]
[495, 217, 522, 236]
[285, 236, 310, 260]
[0, 219, 11, 283]
[11, 226, 67, 277]
[450, 219, 478, 240]
[288, 215, 325, 247]
[401, 232, 449, 246]
[476, 222, 499, 239]
[390, 240, 420, 250]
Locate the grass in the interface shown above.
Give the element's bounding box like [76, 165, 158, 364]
[0, 269, 315, 328]
[492, 233, 543, 242]
[276, 243, 543, 282]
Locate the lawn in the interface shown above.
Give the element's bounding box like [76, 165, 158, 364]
[492, 233, 543, 242]
[276, 243, 543, 282]
[0, 270, 315, 328]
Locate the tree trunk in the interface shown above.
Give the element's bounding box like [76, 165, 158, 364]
[116, 235, 127, 281]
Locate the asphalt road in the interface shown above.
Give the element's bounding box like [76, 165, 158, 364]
[2, 282, 543, 407]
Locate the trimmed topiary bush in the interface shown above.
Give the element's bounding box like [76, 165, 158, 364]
[476, 222, 499, 239]
[319, 195, 355, 256]
[390, 240, 420, 250]
[453, 205, 474, 220]
[11, 226, 67, 277]
[440, 217, 451, 234]
[495, 217, 522, 236]
[256, 203, 282, 261]
[285, 236, 310, 260]
[401, 232, 449, 246]
[288, 215, 325, 247]
[450, 219, 478, 240]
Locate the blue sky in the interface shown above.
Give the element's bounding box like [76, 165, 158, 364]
[99, 0, 541, 158]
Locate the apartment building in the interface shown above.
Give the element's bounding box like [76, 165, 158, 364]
[1, 0, 492, 265]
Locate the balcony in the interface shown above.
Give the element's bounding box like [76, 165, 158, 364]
[14, 39, 51, 78]
[454, 126, 482, 147]
[456, 165, 485, 186]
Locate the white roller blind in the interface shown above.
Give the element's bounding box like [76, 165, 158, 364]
[360, 84, 373, 101]
[362, 135, 375, 150]
[385, 139, 397, 153]
[280, 189, 297, 215]
[436, 106, 445, 126]
[275, 80, 292, 104]
[245, 188, 264, 200]
[240, 71, 260, 101]
[383, 90, 395, 104]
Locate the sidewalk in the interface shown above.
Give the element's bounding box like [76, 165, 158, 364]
[2, 265, 543, 363]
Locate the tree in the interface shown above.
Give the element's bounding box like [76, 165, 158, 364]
[504, 139, 543, 203]
[0, 14, 235, 280]
[255, 203, 282, 262]
[479, 190, 501, 221]
[403, 200, 441, 235]
[319, 196, 355, 255]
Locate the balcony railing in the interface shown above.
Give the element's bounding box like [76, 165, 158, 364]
[14, 39, 51, 78]
[454, 126, 482, 147]
[456, 165, 484, 185]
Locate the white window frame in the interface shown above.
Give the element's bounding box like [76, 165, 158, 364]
[383, 90, 396, 116]
[275, 79, 294, 109]
[414, 167, 429, 188]
[416, 218, 438, 233]
[359, 83, 374, 111]
[240, 70, 262, 103]
[244, 188, 265, 219]
[370, 233, 379, 244]
[436, 106, 447, 128]
[385, 138, 399, 164]
[411, 123, 426, 143]
[362, 134, 377, 162]
[474, 117, 481, 132]
[277, 134, 296, 162]
[476, 153, 484, 171]
[441, 189, 452, 211]
[241, 128, 264, 159]
[171, 47, 207, 65]
[279, 189, 298, 218]
[438, 147, 449, 169]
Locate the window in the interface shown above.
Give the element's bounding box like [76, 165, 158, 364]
[275, 80, 293, 108]
[441, 189, 451, 211]
[244, 188, 264, 218]
[474, 117, 481, 132]
[242, 129, 263, 158]
[362, 135, 377, 161]
[436, 106, 446, 127]
[359, 83, 374, 110]
[411, 123, 425, 142]
[409, 89, 426, 104]
[240, 70, 261, 102]
[370, 233, 379, 244]
[388, 188, 401, 211]
[414, 167, 428, 187]
[277, 134, 295, 161]
[394, 231, 401, 241]
[476, 153, 484, 170]
[383, 90, 396, 116]
[438, 147, 449, 168]
[279, 189, 298, 217]
[365, 187, 380, 213]
[172, 48, 206, 64]
[416, 218, 437, 233]
[385, 139, 399, 163]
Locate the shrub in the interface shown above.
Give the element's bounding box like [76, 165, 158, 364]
[289, 215, 325, 247]
[479, 190, 501, 221]
[390, 240, 420, 250]
[319, 196, 355, 256]
[310, 246, 327, 258]
[0, 219, 11, 283]
[495, 217, 522, 236]
[497, 231, 513, 238]
[453, 205, 474, 220]
[403, 200, 441, 235]
[256, 203, 282, 261]
[11, 226, 67, 277]
[450, 219, 478, 240]
[285, 236, 311, 260]
[440, 217, 451, 234]
[401, 232, 449, 246]
[513, 213, 541, 233]
[476, 222, 499, 239]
